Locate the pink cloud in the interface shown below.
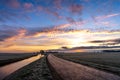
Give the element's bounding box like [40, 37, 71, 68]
[45, 8, 62, 19]
[24, 3, 33, 9]
[66, 17, 75, 23]
[53, 0, 62, 9]
[52, 20, 87, 30]
[53, 24, 71, 30]
[37, 6, 43, 11]
[69, 4, 83, 14]
[95, 13, 120, 20]
[95, 21, 118, 27]
[8, 0, 20, 8]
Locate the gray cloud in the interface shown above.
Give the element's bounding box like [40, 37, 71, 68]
[89, 38, 120, 46]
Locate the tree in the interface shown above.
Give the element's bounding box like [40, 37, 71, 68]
[61, 46, 68, 49]
[40, 50, 44, 55]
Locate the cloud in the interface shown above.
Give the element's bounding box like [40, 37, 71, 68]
[69, 4, 83, 14]
[89, 40, 105, 43]
[0, 1, 31, 22]
[0, 20, 119, 43]
[23, 3, 33, 9]
[20, 20, 120, 38]
[44, 8, 62, 19]
[6, 29, 26, 41]
[0, 24, 120, 52]
[94, 13, 120, 20]
[53, 24, 71, 29]
[0, 25, 25, 41]
[66, 17, 75, 23]
[0, 9, 30, 22]
[89, 38, 120, 46]
[108, 38, 120, 45]
[0, 10, 17, 22]
[53, 0, 62, 9]
[7, 0, 20, 8]
[0, 0, 84, 22]
[0, 24, 70, 42]
[95, 21, 118, 27]
[0, 22, 88, 43]
[37, 6, 43, 11]
[0, 0, 20, 8]
[61, 46, 69, 49]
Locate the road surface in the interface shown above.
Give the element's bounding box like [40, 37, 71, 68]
[47, 54, 120, 80]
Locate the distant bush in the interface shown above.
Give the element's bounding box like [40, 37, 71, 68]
[40, 50, 45, 55]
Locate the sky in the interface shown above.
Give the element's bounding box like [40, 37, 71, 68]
[0, 0, 120, 53]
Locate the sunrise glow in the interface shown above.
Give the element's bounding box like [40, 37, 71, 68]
[0, 0, 120, 53]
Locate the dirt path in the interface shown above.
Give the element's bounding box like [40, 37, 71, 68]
[47, 54, 120, 80]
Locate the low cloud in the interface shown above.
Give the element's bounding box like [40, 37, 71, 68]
[89, 40, 105, 43]
[89, 38, 120, 46]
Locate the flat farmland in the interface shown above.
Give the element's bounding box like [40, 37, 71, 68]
[2, 53, 120, 80]
[54, 52, 120, 76]
[48, 54, 120, 80]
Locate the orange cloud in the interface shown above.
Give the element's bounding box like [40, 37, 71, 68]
[0, 29, 120, 53]
[53, 24, 71, 29]
[0, 22, 120, 53]
[5, 29, 26, 41]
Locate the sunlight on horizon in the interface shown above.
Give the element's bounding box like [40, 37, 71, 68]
[0, 0, 120, 53]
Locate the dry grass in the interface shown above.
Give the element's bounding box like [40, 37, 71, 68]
[54, 52, 120, 76]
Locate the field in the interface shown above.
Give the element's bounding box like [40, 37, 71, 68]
[0, 53, 37, 66]
[54, 52, 120, 76]
[2, 52, 120, 80]
[47, 54, 120, 80]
